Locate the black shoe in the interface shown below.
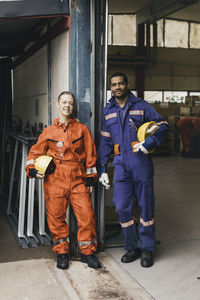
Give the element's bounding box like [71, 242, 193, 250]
[80, 253, 101, 269]
[57, 253, 69, 270]
[121, 249, 141, 263]
[141, 250, 154, 268]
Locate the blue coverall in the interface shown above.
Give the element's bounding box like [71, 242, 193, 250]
[98, 92, 168, 252]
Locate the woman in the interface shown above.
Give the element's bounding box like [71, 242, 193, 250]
[25, 91, 101, 270]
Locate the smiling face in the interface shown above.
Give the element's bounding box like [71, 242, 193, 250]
[110, 76, 129, 100]
[57, 93, 74, 121]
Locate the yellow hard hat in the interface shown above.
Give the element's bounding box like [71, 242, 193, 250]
[34, 155, 53, 175]
[137, 121, 159, 143]
[137, 121, 159, 153]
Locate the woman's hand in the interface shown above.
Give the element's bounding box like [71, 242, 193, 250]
[36, 172, 45, 180]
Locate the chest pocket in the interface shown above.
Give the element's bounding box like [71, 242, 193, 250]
[47, 139, 60, 151]
[128, 114, 144, 142]
[72, 135, 84, 153]
[128, 114, 144, 129]
[72, 135, 84, 144]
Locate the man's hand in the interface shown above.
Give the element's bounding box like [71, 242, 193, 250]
[133, 142, 149, 154]
[36, 171, 45, 180]
[99, 173, 110, 189]
[133, 136, 157, 154]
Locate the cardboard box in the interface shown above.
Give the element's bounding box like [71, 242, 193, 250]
[180, 106, 191, 116]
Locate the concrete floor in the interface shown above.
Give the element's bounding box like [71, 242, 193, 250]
[1, 156, 200, 299]
[0, 196, 150, 299]
[107, 156, 200, 300]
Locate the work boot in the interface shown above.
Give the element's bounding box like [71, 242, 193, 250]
[57, 253, 69, 270]
[80, 253, 101, 269]
[121, 249, 141, 263]
[140, 250, 153, 268]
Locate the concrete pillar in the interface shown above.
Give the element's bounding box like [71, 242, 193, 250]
[69, 0, 91, 129]
[69, 0, 92, 256]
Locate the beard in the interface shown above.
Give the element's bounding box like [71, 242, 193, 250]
[114, 89, 128, 99]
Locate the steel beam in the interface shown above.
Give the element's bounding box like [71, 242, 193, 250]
[137, 0, 199, 24]
[12, 17, 70, 68]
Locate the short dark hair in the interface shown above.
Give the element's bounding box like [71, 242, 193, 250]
[57, 91, 78, 119]
[109, 72, 128, 85]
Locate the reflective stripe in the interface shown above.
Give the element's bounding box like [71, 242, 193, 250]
[129, 110, 144, 116]
[53, 237, 69, 245]
[146, 124, 159, 135]
[120, 219, 134, 228]
[140, 217, 155, 227]
[157, 121, 168, 126]
[79, 238, 97, 247]
[105, 113, 117, 120]
[26, 159, 34, 165]
[100, 130, 111, 138]
[86, 167, 97, 175]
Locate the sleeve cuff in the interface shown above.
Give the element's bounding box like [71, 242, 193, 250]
[143, 136, 157, 151]
[98, 165, 107, 177]
[29, 169, 38, 178]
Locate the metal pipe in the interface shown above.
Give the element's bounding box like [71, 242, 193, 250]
[38, 179, 45, 235]
[18, 143, 28, 238]
[97, 0, 109, 248]
[7, 139, 19, 215]
[27, 178, 35, 237]
[90, 0, 95, 135]
[102, 0, 109, 107]
[47, 40, 52, 126]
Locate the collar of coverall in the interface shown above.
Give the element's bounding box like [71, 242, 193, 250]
[54, 118, 76, 128]
[109, 91, 141, 108]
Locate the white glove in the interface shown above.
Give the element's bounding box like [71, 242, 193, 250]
[99, 173, 110, 189]
[133, 142, 149, 154]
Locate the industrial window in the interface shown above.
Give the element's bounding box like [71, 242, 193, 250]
[157, 19, 164, 47]
[163, 91, 187, 103]
[190, 23, 200, 48]
[108, 14, 200, 50]
[109, 14, 136, 46]
[107, 90, 112, 102]
[165, 20, 188, 48]
[189, 92, 200, 96]
[144, 91, 163, 103]
[108, 15, 112, 45]
[144, 91, 188, 103]
[147, 21, 164, 48]
[108, 90, 192, 104]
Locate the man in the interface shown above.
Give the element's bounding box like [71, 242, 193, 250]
[98, 72, 168, 267]
[26, 91, 101, 270]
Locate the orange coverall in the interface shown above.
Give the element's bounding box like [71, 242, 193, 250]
[26, 118, 98, 255]
[177, 117, 193, 154]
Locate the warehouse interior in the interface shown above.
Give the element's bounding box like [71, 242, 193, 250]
[0, 0, 200, 299]
[104, 0, 200, 242]
[104, 1, 200, 298]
